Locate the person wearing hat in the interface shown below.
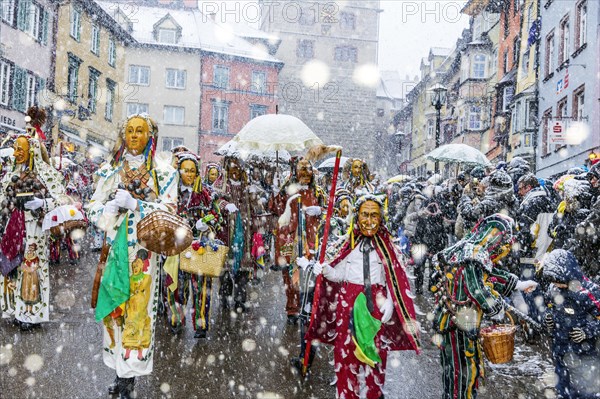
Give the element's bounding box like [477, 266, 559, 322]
[0, 134, 67, 331]
[86, 114, 178, 398]
[431, 214, 537, 399]
[306, 194, 421, 399]
[542, 249, 600, 398]
[164, 152, 223, 338]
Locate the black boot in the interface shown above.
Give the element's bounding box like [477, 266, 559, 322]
[20, 322, 35, 331]
[107, 376, 119, 395]
[117, 377, 135, 399]
[194, 329, 207, 339]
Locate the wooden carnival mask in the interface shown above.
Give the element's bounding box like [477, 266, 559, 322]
[179, 159, 198, 186]
[124, 117, 150, 155]
[13, 136, 30, 165]
[357, 200, 381, 237]
[207, 167, 219, 184]
[296, 159, 313, 185]
[351, 160, 363, 178]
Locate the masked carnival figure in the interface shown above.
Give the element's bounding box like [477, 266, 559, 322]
[87, 114, 178, 399]
[0, 135, 67, 331]
[307, 195, 421, 399]
[431, 214, 537, 399]
[165, 152, 223, 338]
[270, 157, 326, 324]
[342, 158, 375, 197]
[203, 162, 223, 192]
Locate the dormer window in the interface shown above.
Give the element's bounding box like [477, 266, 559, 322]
[159, 28, 177, 44]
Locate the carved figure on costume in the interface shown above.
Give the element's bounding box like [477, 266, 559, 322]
[86, 114, 178, 398]
[270, 157, 326, 323]
[0, 135, 67, 331]
[165, 152, 223, 338]
[431, 214, 536, 399]
[342, 158, 375, 197]
[307, 195, 421, 399]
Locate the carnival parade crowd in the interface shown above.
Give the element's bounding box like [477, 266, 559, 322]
[1, 110, 599, 399]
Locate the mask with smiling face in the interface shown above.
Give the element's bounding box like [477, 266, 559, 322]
[13, 136, 30, 165]
[351, 160, 363, 178]
[357, 200, 381, 237]
[207, 167, 220, 184]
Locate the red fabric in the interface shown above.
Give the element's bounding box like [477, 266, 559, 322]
[281, 269, 299, 316]
[251, 232, 265, 259]
[0, 209, 26, 260]
[306, 228, 421, 353]
[333, 283, 388, 399]
[35, 126, 46, 141]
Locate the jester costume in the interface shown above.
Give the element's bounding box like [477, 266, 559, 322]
[87, 115, 178, 382]
[165, 152, 223, 337]
[0, 136, 67, 328]
[431, 214, 518, 399]
[306, 205, 420, 399]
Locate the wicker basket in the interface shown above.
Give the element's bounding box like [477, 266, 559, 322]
[50, 219, 88, 237]
[179, 240, 229, 277]
[481, 314, 517, 364]
[137, 210, 192, 256]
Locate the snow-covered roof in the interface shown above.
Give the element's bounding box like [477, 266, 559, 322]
[430, 47, 452, 58]
[377, 70, 406, 100]
[96, 1, 281, 63]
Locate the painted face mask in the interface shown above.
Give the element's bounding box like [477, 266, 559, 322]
[13, 136, 30, 165]
[357, 200, 381, 237]
[296, 159, 313, 185]
[179, 159, 198, 186]
[124, 117, 150, 155]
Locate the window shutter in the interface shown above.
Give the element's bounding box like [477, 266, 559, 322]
[36, 77, 45, 105]
[41, 9, 49, 45]
[16, 0, 28, 31]
[12, 66, 26, 112]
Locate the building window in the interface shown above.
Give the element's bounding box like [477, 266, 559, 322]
[572, 85, 584, 121]
[67, 54, 82, 103]
[127, 102, 149, 116]
[490, 48, 498, 76]
[0, 60, 11, 106]
[340, 12, 356, 30]
[90, 24, 100, 55]
[545, 31, 555, 77]
[158, 28, 177, 44]
[542, 108, 552, 156]
[575, 1, 587, 49]
[108, 37, 116, 67]
[468, 106, 482, 130]
[502, 86, 514, 112]
[212, 102, 228, 133]
[503, 8, 509, 37]
[426, 119, 434, 139]
[164, 105, 184, 125]
[70, 6, 81, 41]
[514, 0, 520, 14]
[24, 1, 42, 40]
[559, 16, 569, 64]
[128, 65, 150, 86]
[24, 73, 36, 110]
[162, 137, 184, 152]
[87, 68, 100, 113]
[557, 96, 568, 120]
[105, 79, 115, 121]
[512, 37, 520, 67]
[525, 100, 536, 129]
[473, 54, 486, 78]
[213, 65, 229, 89]
[250, 104, 267, 119]
[251, 71, 266, 93]
[166, 68, 186, 89]
[1, 0, 15, 25]
[334, 46, 358, 62]
[297, 40, 314, 59]
[503, 51, 509, 74]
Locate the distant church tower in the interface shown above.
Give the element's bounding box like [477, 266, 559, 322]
[260, 0, 382, 165]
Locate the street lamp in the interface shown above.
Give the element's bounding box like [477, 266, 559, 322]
[430, 83, 447, 174]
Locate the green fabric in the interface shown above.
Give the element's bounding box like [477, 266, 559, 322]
[232, 212, 244, 274]
[351, 292, 382, 367]
[95, 220, 130, 322]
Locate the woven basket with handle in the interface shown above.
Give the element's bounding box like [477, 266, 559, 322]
[137, 210, 192, 256]
[480, 312, 517, 364]
[179, 232, 229, 277]
[50, 219, 88, 237]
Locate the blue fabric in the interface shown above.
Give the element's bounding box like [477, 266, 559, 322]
[231, 212, 244, 275]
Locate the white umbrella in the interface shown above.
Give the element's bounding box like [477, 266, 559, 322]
[0, 148, 14, 158]
[426, 144, 491, 167]
[318, 156, 349, 171]
[232, 114, 322, 152]
[215, 140, 291, 162]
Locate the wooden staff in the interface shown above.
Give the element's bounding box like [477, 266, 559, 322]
[302, 149, 342, 375]
[90, 237, 110, 309]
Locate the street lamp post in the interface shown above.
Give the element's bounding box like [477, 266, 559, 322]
[430, 84, 447, 174]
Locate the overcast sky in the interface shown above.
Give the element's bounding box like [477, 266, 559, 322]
[210, 1, 469, 80]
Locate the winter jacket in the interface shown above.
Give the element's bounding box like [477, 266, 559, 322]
[549, 208, 590, 252]
[414, 196, 447, 254]
[544, 251, 600, 358]
[402, 192, 426, 240]
[459, 189, 518, 227]
[574, 196, 600, 281]
[516, 187, 555, 261]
